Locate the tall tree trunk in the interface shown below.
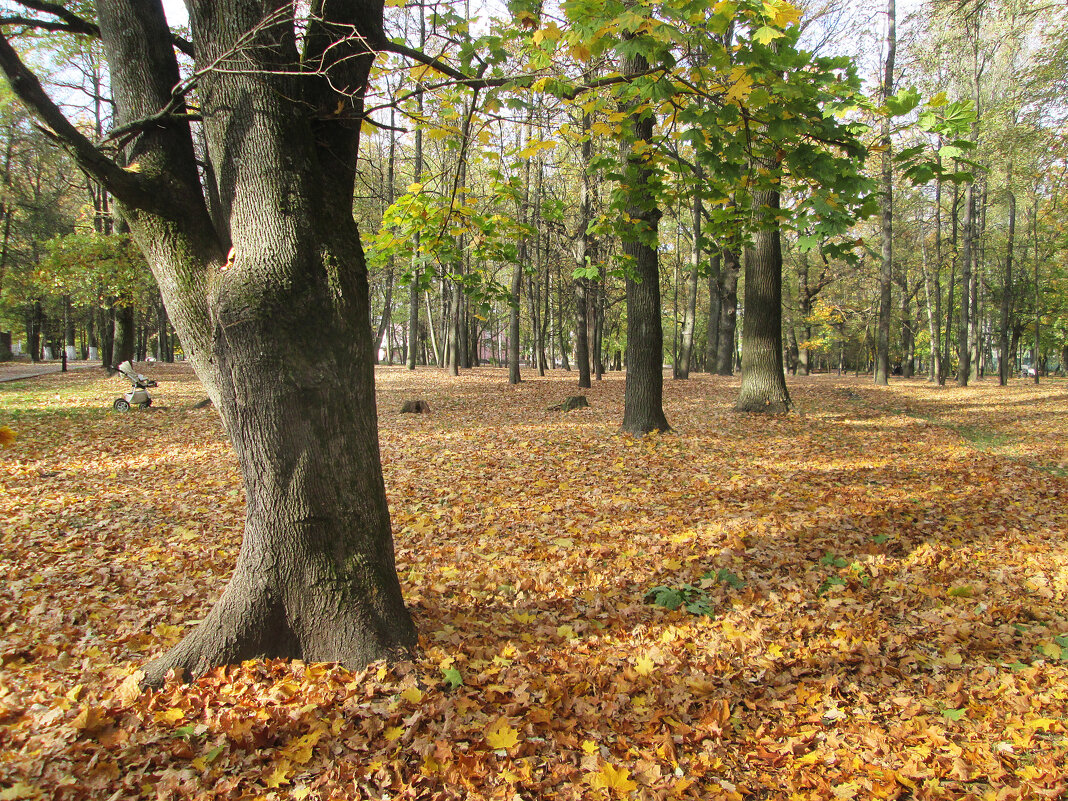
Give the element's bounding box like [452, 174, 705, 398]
[998, 176, 1015, 385]
[1033, 203, 1040, 385]
[0, 0, 425, 684]
[920, 208, 942, 384]
[677, 188, 701, 379]
[620, 46, 670, 435]
[737, 189, 790, 413]
[406, 7, 426, 371]
[112, 304, 135, 366]
[706, 250, 721, 374]
[573, 96, 594, 389]
[717, 248, 739, 375]
[957, 183, 974, 385]
[375, 108, 397, 365]
[874, 0, 896, 386]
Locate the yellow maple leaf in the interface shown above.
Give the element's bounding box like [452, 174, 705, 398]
[154, 707, 185, 724]
[0, 783, 41, 800]
[264, 758, 292, 788]
[401, 686, 424, 704]
[384, 726, 404, 741]
[663, 558, 682, 570]
[582, 739, 599, 754]
[725, 68, 753, 104]
[634, 654, 656, 677]
[589, 763, 639, 795]
[763, 0, 803, 27]
[0, 426, 16, 448]
[284, 731, 322, 764]
[485, 718, 520, 750]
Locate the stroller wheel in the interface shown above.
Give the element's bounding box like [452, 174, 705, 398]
[139, 399, 152, 408]
[113, 398, 131, 412]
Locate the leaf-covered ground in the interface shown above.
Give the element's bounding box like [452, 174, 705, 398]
[1, 364, 1066, 801]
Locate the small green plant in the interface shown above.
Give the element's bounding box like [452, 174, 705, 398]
[820, 552, 848, 568]
[817, 575, 847, 596]
[706, 568, 746, 590]
[644, 584, 715, 617]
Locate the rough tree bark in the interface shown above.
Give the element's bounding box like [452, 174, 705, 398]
[620, 46, 671, 435]
[0, 0, 417, 686]
[736, 188, 791, 413]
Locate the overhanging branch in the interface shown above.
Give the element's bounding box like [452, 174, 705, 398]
[3, 1, 193, 57]
[0, 32, 147, 204]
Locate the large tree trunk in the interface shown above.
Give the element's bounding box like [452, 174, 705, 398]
[112, 303, 135, 367]
[620, 47, 670, 435]
[0, 0, 420, 684]
[737, 190, 791, 413]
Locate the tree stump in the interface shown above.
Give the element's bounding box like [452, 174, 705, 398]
[549, 395, 589, 412]
[400, 400, 431, 414]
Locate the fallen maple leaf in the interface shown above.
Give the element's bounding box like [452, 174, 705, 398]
[0, 425, 15, 448]
[485, 718, 520, 750]
[0, 783, 41, 800]
[634, 654, 655, 676]
[154, 707, 185, 724]
[114, 670, 145, 708]
[589, 762, 639, 796]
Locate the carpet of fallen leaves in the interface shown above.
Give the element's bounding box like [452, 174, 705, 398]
[1, 363, 1067, 801]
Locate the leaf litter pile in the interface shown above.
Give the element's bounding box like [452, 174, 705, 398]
[1, 365, 1067, 801]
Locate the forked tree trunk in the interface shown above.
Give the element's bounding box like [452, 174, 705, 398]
[737, 189, 790, 413]
[0, 0, 420, 685]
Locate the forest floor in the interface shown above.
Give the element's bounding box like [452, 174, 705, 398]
[1, 364, 1066, 801]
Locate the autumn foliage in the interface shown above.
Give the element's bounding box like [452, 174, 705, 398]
[1, 364, 1067, 800]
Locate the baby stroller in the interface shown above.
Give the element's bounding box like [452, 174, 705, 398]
[113, 361, 157, 411]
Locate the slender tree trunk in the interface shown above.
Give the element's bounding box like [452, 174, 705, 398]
[375, 108, 397, 365]
[717, 248, 739, 375]
[957, 182, 974, 385]
[998, 177, 1015, 385]
[706, 250, 721, 374]
[677, 189, 701, 379]
[406, 14, 424, 372]
[1033, 204, 1040, 385]
[920, 210, 942, 384]
[875, 0, 896, 386]
[621, 46, 670, 435]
